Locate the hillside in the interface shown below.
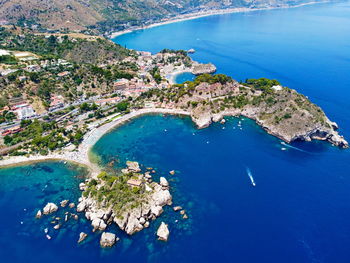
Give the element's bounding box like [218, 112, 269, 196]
[0, 0, 328, 34]
[135, 75, 348, 148]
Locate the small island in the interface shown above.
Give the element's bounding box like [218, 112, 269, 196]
[77, 161, 173, 236]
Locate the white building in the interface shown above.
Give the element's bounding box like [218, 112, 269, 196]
[0, 49, 10, 56]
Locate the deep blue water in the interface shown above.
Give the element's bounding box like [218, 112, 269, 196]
[115, 1, 350, 138]
[1, 1, 350, 262]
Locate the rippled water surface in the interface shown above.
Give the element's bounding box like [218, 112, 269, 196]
[1, 2, 350, 262]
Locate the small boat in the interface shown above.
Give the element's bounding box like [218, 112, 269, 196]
[246, 168, 256, 187]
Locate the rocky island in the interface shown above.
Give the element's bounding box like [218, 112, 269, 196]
[77, 161, 172, 236]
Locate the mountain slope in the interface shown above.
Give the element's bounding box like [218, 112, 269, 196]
[0, 0, 329, 34]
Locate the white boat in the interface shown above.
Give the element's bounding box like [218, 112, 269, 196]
[246, 168, 256, 186]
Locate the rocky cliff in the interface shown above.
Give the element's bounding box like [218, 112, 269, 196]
[138, 75, 348, 148]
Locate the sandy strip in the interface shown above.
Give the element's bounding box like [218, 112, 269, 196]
[110, 1, 328, 39]
[167, 69, 192, 84]
[0, 108, 190, 175]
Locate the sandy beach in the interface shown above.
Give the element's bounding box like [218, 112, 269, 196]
[167, 69, 192, 84]
[110, 1, 328, 39]
[0, 108, 190, 175]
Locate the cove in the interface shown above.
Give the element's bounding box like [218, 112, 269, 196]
[91, 114, 350, 262]
[114, 1, 350, 140]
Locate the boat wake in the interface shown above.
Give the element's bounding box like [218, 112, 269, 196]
[280, 142, 309, 153]
[246, 168, 256, 187]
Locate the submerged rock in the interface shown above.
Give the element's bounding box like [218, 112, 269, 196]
[43, 203, 58, 215]
[157, 222, 170, 242]
[78, 232, 88, 244]
[69, 203, 75, 208]
[100, 232, 118, 248]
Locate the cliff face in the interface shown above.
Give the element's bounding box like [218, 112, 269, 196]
[0, 0, 330, 33]
[139, 75, 348, 148]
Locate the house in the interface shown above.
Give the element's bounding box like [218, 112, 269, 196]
[114, 79, 129, 90]
[2, 125, 23, 136]
[0, 49, 10, 56]
[50, 95, 64, 110]
[24, 64, 41, 73]
[57, 71, 71, 78]
[0, 69, 18, 76]
[15, 105, 36, 119]
[18, 76, 27, 82]
[127, 178, 143, 188]
[95, 97, 121, 106]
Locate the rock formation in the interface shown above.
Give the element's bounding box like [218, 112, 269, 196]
[78, 232, 88, 243]
[43, 203, 58, 215]
[157, 222, 170, 241]
[146, 75, 348, 148]
[100, 232, 118, 248]
[77, 162, 173, 236]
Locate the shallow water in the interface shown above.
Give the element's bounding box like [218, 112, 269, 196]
[174, 72, 195, 84]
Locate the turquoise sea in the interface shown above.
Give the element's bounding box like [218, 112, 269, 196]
[1, 1, 350, 262]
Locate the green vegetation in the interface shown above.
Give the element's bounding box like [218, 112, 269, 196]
[4, 119, 85, 155]
[0, 28, 131, 64]
[245, 78, 280, 93]
[0, 55, 17, 65]
[83, 171, 148, 214]
[150, 66, 162, 84]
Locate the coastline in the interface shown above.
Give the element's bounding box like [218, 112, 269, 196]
[110, 1, 329, 39]
[0, 103, 347, 174]
[0, 108, 190, 173]
[167, 69, 192, 84]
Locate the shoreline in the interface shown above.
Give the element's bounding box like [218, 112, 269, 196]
[0, 104, 347, 172]
[0, 108, 190, 173]
[110, 1, 329, 39]
[167, 69, 192, 84]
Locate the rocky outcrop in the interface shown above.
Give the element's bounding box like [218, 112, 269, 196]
[43, 203, 58, 215]
[160, 177, 169, 187]
[151, 74, 348, 148]
[78, 232, 87, 243]
[191, 62, 216, 75]
[60, 200, 69, 207]
[157, 222, 170, 241]
[77, 163, 173, 236]
[100, 232, 118, 248]
[126, 161, 141, 172]
[76, 201, 86, 212]
[188, 106, 348, 148]
[173, 206, 182, 211]
[35, 210, 42, 219]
